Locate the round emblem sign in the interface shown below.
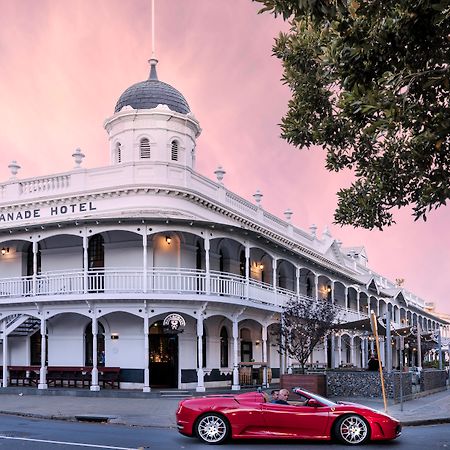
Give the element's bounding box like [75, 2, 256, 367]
[163, 313, 186, 334]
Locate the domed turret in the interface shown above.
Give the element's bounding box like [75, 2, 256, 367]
[114, 59, 190, 114]
[104, 58, 201, 171]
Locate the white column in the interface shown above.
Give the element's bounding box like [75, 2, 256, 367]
[280, 314, 286, 374]
[232, 318, 240, 390]
[331, 281, 335, 304]
[262, 324, 268, 387]
[330, 332, 335, 368]
[196, 314, 205, 392]
[376, 298, 380, 316]
[361, 337, 367, 369]
[2, 321, 8, 387]
[205, 235, 210, 295]
[295, 267, 300, 297]
[38, 318, 48, 389]
[245, 244, 250, 300]
[344, 286, 349, 309]
[32, 241, 38, 295]
[143, 315, 150, 392]
[337, 334, 342, 367]
[314, 274, 319, 301]
[143, 232, 148, 293]
[272, 259, 277, 290]
[83, 235, 88, 293]
[379, 337, 385, 367]
[90, 316, 100, 391]
[350, 335, 355, 366]
[356, 291, 360, 316]
[323, 335, 328, 368]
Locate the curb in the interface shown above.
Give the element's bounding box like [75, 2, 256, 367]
[402, 417, 450, 427]
[0, 410, 174, 428]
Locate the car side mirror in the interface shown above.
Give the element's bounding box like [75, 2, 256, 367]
[307, 399, 320, 408]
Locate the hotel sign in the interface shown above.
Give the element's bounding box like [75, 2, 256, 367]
[163, 313, 186, 334]
[0, 201, 97, 223]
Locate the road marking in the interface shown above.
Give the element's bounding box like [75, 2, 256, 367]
[0, 435, 139, 449]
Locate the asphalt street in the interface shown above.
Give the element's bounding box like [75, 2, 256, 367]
[0, 414, 449, 450]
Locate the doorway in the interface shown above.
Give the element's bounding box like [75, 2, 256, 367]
[149, 320, 178, 387]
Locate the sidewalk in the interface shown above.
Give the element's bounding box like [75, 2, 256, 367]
[0, 386, 449, 428]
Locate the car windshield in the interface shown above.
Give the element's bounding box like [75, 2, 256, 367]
[294, 389, 337, 407]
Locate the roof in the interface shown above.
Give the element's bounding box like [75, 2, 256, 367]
[114, 59, 190, 114]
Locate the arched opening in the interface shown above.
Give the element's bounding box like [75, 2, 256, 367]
[240, 328, 253, 362]
[30, 328, 47, 366]
[140, 138, 151, 159]
[115, 142, 122, 163]
[239, 250, 246, 277]
[197, 325, 207, 369]
[88, 234, 104, 292]
[171, 140, 179, 161]
[220, 327, 229, 368]
[84, 322, 106, 367]
[149, 320, 179, 388]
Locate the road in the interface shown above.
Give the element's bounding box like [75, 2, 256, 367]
[0, 414, 449, 449]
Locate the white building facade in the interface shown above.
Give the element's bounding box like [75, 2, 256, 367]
[0, 59, 445, 392]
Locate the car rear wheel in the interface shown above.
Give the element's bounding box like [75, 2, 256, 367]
[334, 414, 370, 445]
[195, 413, 230, 444]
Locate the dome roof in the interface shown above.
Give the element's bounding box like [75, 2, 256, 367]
[114, 59, 190, 114]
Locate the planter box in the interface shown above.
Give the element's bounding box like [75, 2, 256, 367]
[281, 374, 326, 396]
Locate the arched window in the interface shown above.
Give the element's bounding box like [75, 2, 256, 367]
[220, 327, 229, 367]
[171, 140, 179, 161]
[84, 322, 106, 366]
[140, 138, 151, 159]
[115, 142, 122, 163]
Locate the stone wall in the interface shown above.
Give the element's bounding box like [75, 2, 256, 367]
[326, 370, 412, 399]
[420, 369, 447, 392]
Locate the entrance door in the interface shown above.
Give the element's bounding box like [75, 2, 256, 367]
[149, 321, 178, 388]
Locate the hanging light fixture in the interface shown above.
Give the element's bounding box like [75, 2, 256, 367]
[1, 247, 9, 255]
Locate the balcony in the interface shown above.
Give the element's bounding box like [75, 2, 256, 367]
[0, 268, 365, 323]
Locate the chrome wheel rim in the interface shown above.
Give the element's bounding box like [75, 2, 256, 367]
[197, 415, 227, 443]
[339, 416, 368, 444]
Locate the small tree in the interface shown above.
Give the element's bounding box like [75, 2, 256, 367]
[276, 297, 337, 373]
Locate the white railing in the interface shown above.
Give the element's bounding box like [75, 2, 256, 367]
[0, 268, 368, 320]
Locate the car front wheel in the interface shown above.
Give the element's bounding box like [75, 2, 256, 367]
[334, 414, 370, 445]
[195, 413, 230, 445]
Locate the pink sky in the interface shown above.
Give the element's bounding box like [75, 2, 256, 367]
[0, 0, 449, 314]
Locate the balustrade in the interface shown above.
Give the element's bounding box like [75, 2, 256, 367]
[0, 268, 367, 320]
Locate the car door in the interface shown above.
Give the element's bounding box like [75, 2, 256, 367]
[261, 402, 330, 438]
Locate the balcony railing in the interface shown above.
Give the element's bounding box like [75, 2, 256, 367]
[0, 268, 365, 322]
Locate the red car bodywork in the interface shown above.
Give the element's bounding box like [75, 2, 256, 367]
[176, 388, 401, 443]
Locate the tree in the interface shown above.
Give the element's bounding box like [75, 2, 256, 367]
[275, 297, 337, 372]
[255, 0, 450, 229]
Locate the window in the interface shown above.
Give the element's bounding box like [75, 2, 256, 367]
[140, 138, 151, 159]
[171, 140, 179, 161]
[220, 327, 229, 367]
[115, 142, 122, 163]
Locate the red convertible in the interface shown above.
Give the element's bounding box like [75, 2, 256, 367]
[176, 387, 401, 445]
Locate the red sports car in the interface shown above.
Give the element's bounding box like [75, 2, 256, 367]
[176, 387, 401, 445]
